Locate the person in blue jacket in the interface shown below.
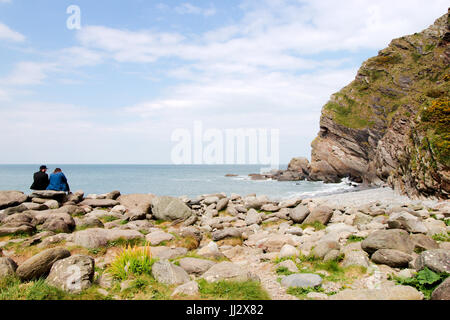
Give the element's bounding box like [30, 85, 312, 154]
[46, 168, 70, 193]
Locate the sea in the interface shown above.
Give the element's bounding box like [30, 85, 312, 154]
[0, 165, 357, 201]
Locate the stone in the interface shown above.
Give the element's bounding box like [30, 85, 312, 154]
[151, 196, 193, 221]
[388, 212, 427, 234]
[78, 217, 104, 229]
[79, 199, 119, 208]
[97, 272, 114, 289]
[179, 258, 216, 275]
[324, 250, 341, 262]
[30, 190, 66, 201]
[361, 229, 415, 255]
[279, 244, 299, 258]
[307, 292, 329, 300]
[244, 196, 268, 210]
[261, 204, 279, 212]
[212, 228, 242, 241]
[111, 205, 127, 214]
[216, 198, 229, 212]
[371, 249, 413, 268]
[117, 194, 154, 215]
[171, 280, 199, 297]
[146, 231, 175, 246]
[151, 246, 188, 260]
[281, 274, 322, 288]
[312, 241, 341, 259]
[197, 241, 224, 259]
[106, 190, 121, 200]
[278, 198, 302, 209]
[423, 218, 447, 236]
[44, 200, 59, 210]
[245, 209, 263, 226]
[0, 224, 35, 237]
[276, 260, 299, 273]
[288, 157, 311, 175]
[46, 255, 95, 293]
[415, 249, 450, 273]
[0, 257, 18, 278]
[151, 259, 190, 285]
[330, 286, 424, 300]
[0, 191, 28, 210]
[303, 206, 333, 225]
[16, 247, 71, 281]
[431, 277, 450, 300]
[124, 210, 147, 221]
[410, 234, 439, 252]
[3, 204, 29, 215]
[342, 251, 370, 268]
[290, 205, 310, 223]
[201, 262, 259, 283]
[71, 228, 144, 249]
[42, 214, 76, 233]
[285, 227, 303, 236]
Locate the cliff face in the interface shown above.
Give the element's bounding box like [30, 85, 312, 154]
[310, 10, 450, 199]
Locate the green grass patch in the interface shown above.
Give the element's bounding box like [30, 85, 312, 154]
[197, 279, 270, 300]
[276, 267, 295, 276]
[101, 215, 120, 223]
[347, 235, 366, 243]
[431, 233, 450, 242]
[300, 222, 326, 231]
[108, 245, 157, 281]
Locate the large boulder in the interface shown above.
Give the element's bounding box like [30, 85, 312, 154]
[0, 191, 27, 210]
[30, 190, 67, 201]
[387, 212, 427, 234]
[361, 229, 415, 255]
[431, 277, 450, 300]
[117, 194, 155, 215]
[145, 231, 175, 246]
[303, 205, 333, 225]
[16, 247, 71, 281]
[0, 223, 35, 237]
[414, 249, 450, 274]
[151, 259, 190, 285]
[330, 286, 424, 300]
[46, 255, 95, 293]
[342, 251, 370, 268]
[371, 249, 413, 268]
[41, 213, 76, 233]
[245, 209, 263, 226]
[201, 262, 259, 283]
[179, 258, 216, 275]
[151, 196, 193, 221]
[71, 228, 144, 249]
[0, 257, 18, 278]
[410, 234, 439, 252]
[288, 157, 311, 175]
[290, 205, 310, 223]
[281, 273, 322, 288]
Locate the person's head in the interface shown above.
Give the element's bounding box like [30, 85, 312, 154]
[39, 165, 48, 173]
[53, 168, 62, 174]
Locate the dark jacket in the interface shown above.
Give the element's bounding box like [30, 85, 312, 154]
[46, 172, 70, 192]
[30, 171, 49, 190]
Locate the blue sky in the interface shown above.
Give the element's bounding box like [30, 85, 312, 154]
[0, 0, 448, 164]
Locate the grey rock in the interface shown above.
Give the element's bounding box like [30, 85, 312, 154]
[79, 199, 119, 208]
[415, 249, 450, 273]
[342, 251, 370, 268]
[212, 228, 242, 241]
[152, 259, 190, 285]
[145, 231, 174, 246]
[179, 258, 216, 275]
[290, 205, 310, 223]
[431, 277, 450, 300]
[361, 229, 415, 255]
[281, 273, 322, 288]
[371, 249, 413, 268]
[171, 280, 199, 297]
[0, 191, 28, 210]
[245, 209, 263, 226]
[216, 198, 229, 212]
[312, 241, 341, 259]
[151, 246, 188, 260]
[201, 262, 259, 283]
[151, 196, 193, 221]
[0, 257, 18, 278]
[117, 194, 154, 215]
[303, 206, 333, 225]
[16, 247, 71, 281]
[46, 255, 95, 293]
[410, 234, 439, 252]
[388, 212, 427, 234]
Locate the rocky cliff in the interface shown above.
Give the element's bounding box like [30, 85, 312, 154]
[309, 10, 449, 199]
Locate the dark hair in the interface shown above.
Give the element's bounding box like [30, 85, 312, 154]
[54, 168, 62, 173]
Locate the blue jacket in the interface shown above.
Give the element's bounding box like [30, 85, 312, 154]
[46, 172, 70, 192]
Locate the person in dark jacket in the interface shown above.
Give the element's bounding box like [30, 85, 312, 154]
[46, 168, 70, 193]
[30, 165, 50, 190]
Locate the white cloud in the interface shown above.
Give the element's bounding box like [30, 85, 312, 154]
[175, 3, 216, 16]
[1, 62, 57, 86]
[0, 22, 25, 42]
